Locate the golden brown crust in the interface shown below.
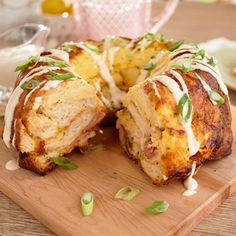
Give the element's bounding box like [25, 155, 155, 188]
[117, 68, 233, 185]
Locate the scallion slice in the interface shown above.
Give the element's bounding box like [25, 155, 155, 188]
[145, 200, 169, 215]
[47, 71, 74, 80]
[51, 156, 78, 169]
[80, 144, 106, 154]
[143, 63, 156, 71]
[208, 90, 224, 104]
[178, 93, 192, 123]
[84, 43, 101, 54]
[169, 40, 184, 52]
[114, 186, 140, 201]
[21, 80, 40, 90]
[171, 59, 192, 73]
[144, 33, 165, 42]
[15, 55, 40, 72]
[48, 59, 69, 68]
[192, 49, 205, 60]
[81, 192, 94, 216]
[182, 60, 192, 73]
[207, 57, 216, 67]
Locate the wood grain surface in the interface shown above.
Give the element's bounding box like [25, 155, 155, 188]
[1, 1, 236, 236]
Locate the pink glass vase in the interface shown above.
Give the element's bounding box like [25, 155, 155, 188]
[75, 0, 179, 41]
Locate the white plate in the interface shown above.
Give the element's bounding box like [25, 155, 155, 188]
[199, 38, 236, 91]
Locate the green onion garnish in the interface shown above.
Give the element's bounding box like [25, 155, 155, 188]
[143, 63, 156, 71]
[84, 43, 101, 54]
[20, 80, 40, 90]
[207, 57, 216, 67]
[47, 71, 74, 80]
[208, 90, 224, 104]
[51, 156, 78, 169]
[80, 144, 106, 154]
[178, 93, 192, 123]
[15, 55, 40, 72]
[81, 192, 94, 216]
[145, 200, 169, 215]
[61, 43, 75, 52]
[169, 40, 184, 52]
[48, 59, 69, 68]
[144, 33, 165, 42]
[171, 60, 192, 73]
[114, 186, 140, 201]
[192, 49, 205, 60]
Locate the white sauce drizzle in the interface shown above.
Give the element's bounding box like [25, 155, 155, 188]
[182, 162, 198, 196]
[171, 45, 228, 96]
[194, 72, 217, 105]
[48, 49, 70, 63]
[76, 42, 125, 108]
[148, 79, 161, 98]
[5, 159, 20, 171]
[42, 80, 63, 91]
[191, 60, 228, 95]
[108, 47, 120, 69]
[3, 64, 70, 148]
[94, 80, 111, 108]
[152, 75, 200, 156]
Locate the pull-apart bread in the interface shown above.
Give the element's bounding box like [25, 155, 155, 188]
[3, 34, 233, 184]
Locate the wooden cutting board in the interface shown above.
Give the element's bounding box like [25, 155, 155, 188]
[0, 107, 235, 236]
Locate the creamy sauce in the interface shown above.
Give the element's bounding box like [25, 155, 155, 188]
[42, 80, 62, 91]
[148, 79, 161, 98]
[76, 42, 125, 109]
[94, 80, 111, 108]
[5, 159, 20, 171]
[3, 64, 70, 148]
[48, 49, 70, 63]
[182, 162, 198, 196]
[108, 47, 120, 69]
[152, 75, 200, 156]
[172, 45, 228, 96]
[191, 60, 228, 95]
[194, 72, 217, 105]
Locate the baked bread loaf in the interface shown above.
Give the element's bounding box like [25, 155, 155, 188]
[3, 50, 105, 174]
[3, 34, 233, 182]
[117, 43, 233, 185]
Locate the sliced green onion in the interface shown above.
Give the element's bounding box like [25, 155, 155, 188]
[208, 90, 224, 104]
[114, 186, 140, 201]
[145, 200, 169, 215]
[21, 80, 40, 90]
[80, 144, 106, 154]
[144, 33, 165, 42]
[207, 57, 216, 67]
[51, 156, 78, 169]
[192, 49, 205, 60]
[171, 59, 192, 73]
[81, 192, 94, 216]
[182, 60, 192, 73]
[84, 43, 101, 54]
[15, 55, 40, 72]
[169, 40, 184, 52]
[47, 71, 74, 80]
[48, 59, 69, 68]
[143, 63, 156, 71]
[178, 93, 192, 123]
[61, 43, 75, 52]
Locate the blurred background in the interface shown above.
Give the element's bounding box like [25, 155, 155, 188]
[0, 0, 235, 104]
